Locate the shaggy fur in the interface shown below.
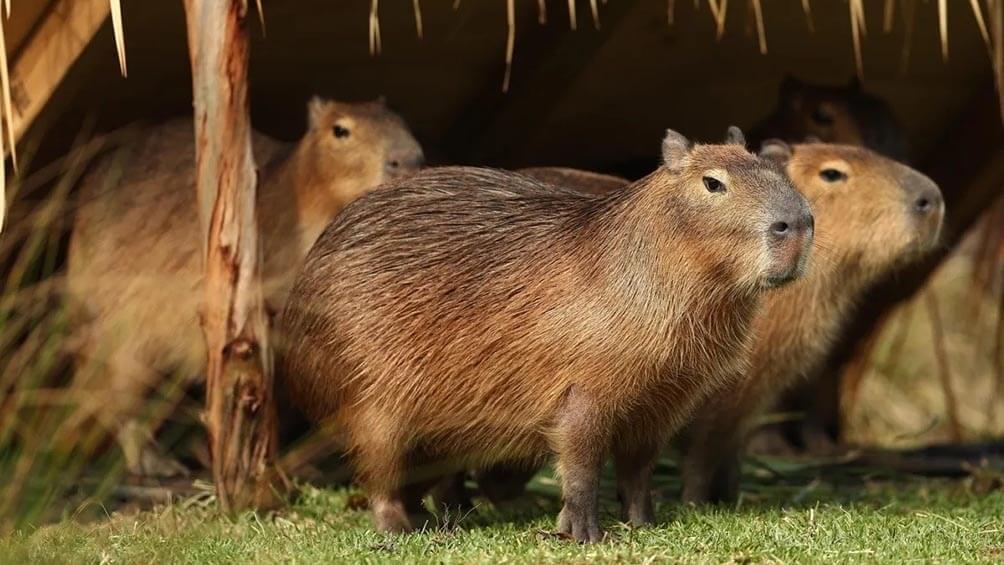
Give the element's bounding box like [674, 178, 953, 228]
[279, 131, 812, 541]
[519, 167, 630, 195]
[66, 97, 423, 477]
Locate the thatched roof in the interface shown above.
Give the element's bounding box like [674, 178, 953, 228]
[0, 0, 1001, 231]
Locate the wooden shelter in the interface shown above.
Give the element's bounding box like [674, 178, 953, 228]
[2, 0, 1002, 509]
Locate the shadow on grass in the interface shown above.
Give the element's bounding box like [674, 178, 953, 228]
[280, 451, 1003, 538]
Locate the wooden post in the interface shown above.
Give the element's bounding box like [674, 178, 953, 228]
[182, 0, 277, 512]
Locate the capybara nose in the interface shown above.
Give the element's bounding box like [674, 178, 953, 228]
[769, 210, 814, 242]
[386, 151, 425, 176]
[913, 187, 942, 216]
[764, 205, 813, 288]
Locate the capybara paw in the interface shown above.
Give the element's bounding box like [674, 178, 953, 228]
[680, 482, 711, 505]
[681, 474, 738, 506]
[430, 475, 475, 513]
[557, 506, 603, 543]
[135, 449, 190, 479]
[621, 500, 655, 526]
[372, 498, 413, 533]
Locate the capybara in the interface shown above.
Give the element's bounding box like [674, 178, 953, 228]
[279, 128, 813, 541]
[679, 143, 944, 504]
[66, 97, 423, 477]
[461, 142, 943, 509]
[751, 75, 908, 161]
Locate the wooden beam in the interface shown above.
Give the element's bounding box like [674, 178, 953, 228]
[182, 0, 277, 513]
[444, 0, 641, 166]
[3, 0, 109, 147]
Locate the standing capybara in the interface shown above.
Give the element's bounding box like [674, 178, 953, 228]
[680, 143, 944, 504]
[279, 128, 813, 541]
[459, 142, 942, 508]
[66, 97, 423, 477]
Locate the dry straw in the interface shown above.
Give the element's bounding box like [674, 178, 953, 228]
[1, 0, 1004, 225]
[110, 0, 127, 77]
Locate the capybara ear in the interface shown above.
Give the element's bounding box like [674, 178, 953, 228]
[724, 126, 746, 147]
[307, 96, 328, 129]
[661, 129, 690, 169]
[759, 138, 792, 165]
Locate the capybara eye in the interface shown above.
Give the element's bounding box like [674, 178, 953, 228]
[811, 107, 835, 126]
[703, 176, 726, 193]
[333, 125, 351, 139]
[819, 168, 847, 183]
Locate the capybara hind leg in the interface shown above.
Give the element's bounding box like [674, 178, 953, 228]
[118, 420, 189, 478]
[429, 473, 474, 513]
[613, 442, 657, 526]
[475, 463, 537, 505]
[554, 385, 605, 543]
[398, 478, 437, 530]
[75, 348, 188, 478]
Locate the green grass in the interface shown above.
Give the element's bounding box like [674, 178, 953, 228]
[2, 461, 1002, 564]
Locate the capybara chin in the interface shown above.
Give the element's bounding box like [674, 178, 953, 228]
[680, 143, 944, 505]
[66, 96, 423, 478]
[279, 128, 813, 542]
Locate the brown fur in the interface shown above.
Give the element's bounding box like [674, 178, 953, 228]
[518, 167, 629, 195]
[66, 97, 423, 477]
[679, 144, 944, 504]
[279, 131, 812, 541]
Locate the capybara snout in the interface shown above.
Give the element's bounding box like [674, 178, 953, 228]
[385, 138, 425, 178]
[901, 167, 944, 246]
[690, 134, 813, 290]
[764, 186, 814, 288]
[786, 144, 944, 271]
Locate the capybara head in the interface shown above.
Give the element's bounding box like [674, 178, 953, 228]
[785, 143, 943, 276]
[766, 76, 907, 160]
[301, 96, 424, 206]
[650, 127, 814, 290]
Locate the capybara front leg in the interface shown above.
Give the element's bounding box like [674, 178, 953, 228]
[554, 385, 606, 543]
[681, 425, 743, 505]
[353, 428, 411, 533]
[613, 441, 658, 526]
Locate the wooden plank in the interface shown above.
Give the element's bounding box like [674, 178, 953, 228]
[182, 0, 278, 513]
[3, 0, 109, 146]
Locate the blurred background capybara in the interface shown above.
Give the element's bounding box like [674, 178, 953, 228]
[679, 143, 945, 504]
[64, 98, 423, 477]
[279, 130, 812, 540]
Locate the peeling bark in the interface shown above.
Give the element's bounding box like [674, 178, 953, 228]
[182, 0, 278, 512]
